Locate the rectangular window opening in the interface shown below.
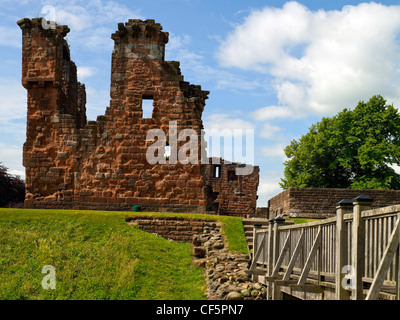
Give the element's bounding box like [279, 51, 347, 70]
[142, 95, 154, 118]
[213, 165, 221, 178]
[164, 144, 170, 161]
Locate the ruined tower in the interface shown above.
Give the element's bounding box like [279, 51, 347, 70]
[18, 18, 259, 216]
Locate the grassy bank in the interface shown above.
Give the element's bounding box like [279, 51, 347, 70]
[0, 209, 247, 300]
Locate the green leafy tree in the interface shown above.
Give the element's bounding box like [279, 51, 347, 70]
[280, 95, 400, 190]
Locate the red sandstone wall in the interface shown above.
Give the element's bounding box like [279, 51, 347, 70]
[127, 217, 206, 242]
[203, 159, 259, 216]
[19, 18, 208, 213]
[18, 18, 259, 216]
[269, 187, 400, 218]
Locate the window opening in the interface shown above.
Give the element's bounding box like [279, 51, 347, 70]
[164, 145, 171, 161]
[213, 165, 221, 178]
[142, 95, 154, 118]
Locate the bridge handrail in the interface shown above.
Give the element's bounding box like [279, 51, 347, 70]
[249, 200, 400, 300]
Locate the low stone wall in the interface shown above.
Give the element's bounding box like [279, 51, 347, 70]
[126, 216, 267, 300]
[126, 216, 205, 242]
[269, 187, 400, 219]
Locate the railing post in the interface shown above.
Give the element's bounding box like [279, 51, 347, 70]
[266, 219, 274, 300]
[272, 217, 285, 262]
[396, 242, 400, 300]
[271, 216, 285, 300]
[352, 194, 373, 300]
[252, 223, 262, 257]
[335, 199, 353, 300]
[252, 222, 262, 282]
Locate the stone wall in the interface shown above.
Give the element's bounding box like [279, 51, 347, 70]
[203, 158, 259, 216]
[18, 18, 259, 216]
[269, 187, 400, 219]
[126, 216, 205, 242]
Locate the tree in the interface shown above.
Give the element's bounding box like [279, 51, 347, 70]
[280, 95, 400, 190]
[0, 162, 25, 207]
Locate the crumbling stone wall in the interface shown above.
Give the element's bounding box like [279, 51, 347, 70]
[204, 158, 259, 216]
[18, 18, 259, 216]
[127, 216, 205, 242]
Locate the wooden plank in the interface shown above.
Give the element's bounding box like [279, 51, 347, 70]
[352, 201, 368, 300]
[327, 225, 331, 273]
[298, 227, 321, 286]
[246, 270, 266, 275]
[252, 224, 258, 262]
[368, 219, 373, 279]
[336, 212, 351, 299]
[361, 206, 400, 219]
[283, 230, 304, 281]
[266, 223, 274, 301]
[249, 233, 266, 271]
[389, 217, 394, 281]
[395, 244, 399, 300]
[279, 216, 337, 230]
[275, 280, 297, 286]
[366, 217, 400, 300]
[374, 219, 377, 277]
[289, 284, 323, 294]
[267, 223, 274, 275]
[378, 218, 382, 269]
[271, 231, 292, 278]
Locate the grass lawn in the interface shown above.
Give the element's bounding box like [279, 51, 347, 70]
[0, 208, 247, 300]
[288, 218, 321, 224]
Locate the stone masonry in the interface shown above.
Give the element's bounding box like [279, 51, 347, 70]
[269, 187, 400, 219]
[18, 18, 259, 216]
[204, 158, 259, 216]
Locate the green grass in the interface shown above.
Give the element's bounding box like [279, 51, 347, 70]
[0, 208, 247, 300]
[127, 211, 248, 254]
[288, 218, 321, 224]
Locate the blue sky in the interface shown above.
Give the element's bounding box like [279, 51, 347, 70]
[2, 0, 400, 207]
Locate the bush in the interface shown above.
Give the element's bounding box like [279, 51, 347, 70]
[0, 162, 25, 207]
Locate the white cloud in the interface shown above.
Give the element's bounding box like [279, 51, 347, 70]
[217, 1, 400, 115]
[214, 73, 268, 92]
[49, 0, 143, 28]
[52, 7, 91, 31]
[167, 33, 191, 51]
[260, 143, 286, 160]
[0, 79, 28, 180]
[9, 169, 25, 177]
[259, 123, 282, 139]
[203, 113, 255, 132]
[77, 66, 96, 79]
[250, 105, 296, 121]
[0, 143, 25, 180]
[166, 34, 268, 93]
[43, 1, 143, 52]
[257, 172, 283, 206]
[203, 113, 255, 163]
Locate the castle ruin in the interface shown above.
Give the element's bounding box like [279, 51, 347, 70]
[17, 18, 259, 216]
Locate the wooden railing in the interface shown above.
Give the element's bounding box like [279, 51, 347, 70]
[248, 195, 400, 300]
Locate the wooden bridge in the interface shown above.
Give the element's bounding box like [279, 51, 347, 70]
[247, 195, 400, 300]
